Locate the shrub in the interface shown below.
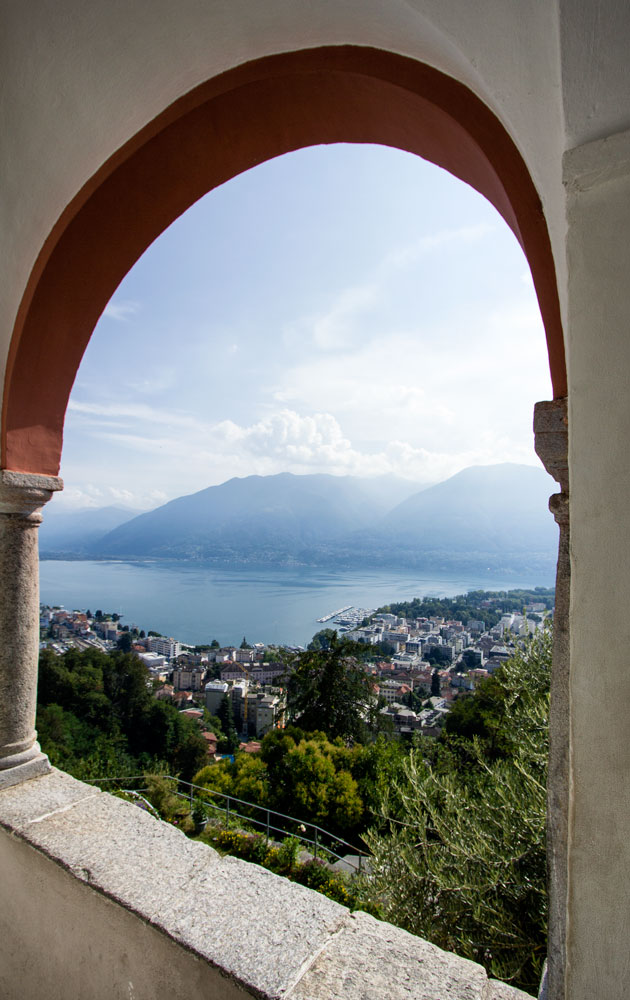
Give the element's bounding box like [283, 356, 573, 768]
[362, 630, 551, 995]
[293, 859, 352, 906]
[143, 774, 195, 834]
[213, 829, 271, 865]
[266, 836, 300, 876]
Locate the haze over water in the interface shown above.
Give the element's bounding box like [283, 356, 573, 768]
[39, 560, 555, 648]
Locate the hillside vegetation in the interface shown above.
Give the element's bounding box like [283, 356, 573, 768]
[363, 629, 551, 994]
[36, 648, 207, 780]
[36, 622, 551, 994]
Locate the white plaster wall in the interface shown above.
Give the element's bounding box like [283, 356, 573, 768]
[563, 128, 630, 999]
[4, 5, 630, 997]
[0, 830, 246, 1000]
[559, 0, 630, 148]
[0, 0, 564, 400]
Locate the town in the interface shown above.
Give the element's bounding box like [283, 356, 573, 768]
[39, 590, 553, 755]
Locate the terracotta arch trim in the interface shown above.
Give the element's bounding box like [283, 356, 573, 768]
[3, 45, 566, 475]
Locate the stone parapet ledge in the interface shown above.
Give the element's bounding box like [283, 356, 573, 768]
[0, 770, 532, 1000]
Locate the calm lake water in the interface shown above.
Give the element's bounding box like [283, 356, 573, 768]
[39, 560, 554, 648]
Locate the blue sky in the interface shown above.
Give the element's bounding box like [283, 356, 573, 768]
[57, 143, 552, 511]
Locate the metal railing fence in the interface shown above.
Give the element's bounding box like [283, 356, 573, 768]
[87, 774, 370, 872]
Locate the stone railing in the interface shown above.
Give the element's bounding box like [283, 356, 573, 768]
[0, 769, 532, 1000]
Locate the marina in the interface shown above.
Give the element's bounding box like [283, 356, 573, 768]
[316, 605, 353, 623]
[316, 605, 377, 630]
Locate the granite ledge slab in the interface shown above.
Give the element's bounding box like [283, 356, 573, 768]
[288, 909, 487, 1000]
[0, 769, 348, 997]
[0, 766, 99, 828]
[0, 770, 534, 1000]
[288, 911, 534, 1000]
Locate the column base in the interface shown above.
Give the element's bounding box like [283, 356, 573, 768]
[0, 751, 52, 790]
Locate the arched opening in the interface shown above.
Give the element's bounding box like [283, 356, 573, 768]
[4, 44, 567, 998]
[40, 139, 558, 634]
[2, 45, 565, 478]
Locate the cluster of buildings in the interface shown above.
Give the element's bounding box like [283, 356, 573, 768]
[39, 601, 550, 746]
[39, 607, 288, 742]
[356, 607, 549, 738]
[40, 606, 119, 654]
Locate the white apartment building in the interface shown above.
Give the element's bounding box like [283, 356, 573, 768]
[147, 636, 182, 659]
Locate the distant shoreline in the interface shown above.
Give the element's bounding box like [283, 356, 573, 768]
[39, 550, 557, 577]
[39, 561, 556, 648]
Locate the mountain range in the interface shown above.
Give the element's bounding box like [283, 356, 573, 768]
[40, 465, 558, 575]
[39, 504, 137, 555]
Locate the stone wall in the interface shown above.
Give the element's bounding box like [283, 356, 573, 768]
[0, 769, 530, 1000]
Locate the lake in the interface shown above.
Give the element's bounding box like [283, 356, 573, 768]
[39, 560, 555, 647]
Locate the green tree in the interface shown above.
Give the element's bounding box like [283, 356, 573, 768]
[230, 753, 268, 803]
[217, 694, 239, 753]
[363, 629, 551, 994]
[36, 647, 206, 781]
[278, 737, 364, 830]
[143, 775, 195, 833]
[374, 640, 395, 657]
[403, 687, 429, 712]
[430, 670, 441, 697]
[307, 628, 337, 651]
[286, 635, 375, 742]
[194, 726, 375, 841]
[117, 631, 133, 653]
[203, 710, 224, 740]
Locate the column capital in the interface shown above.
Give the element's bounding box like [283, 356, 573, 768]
[0, 470, 63, 518]
[534, 398, 568, 493]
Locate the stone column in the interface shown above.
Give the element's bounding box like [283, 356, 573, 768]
[0, 470, 63, 789]
[533, 399, 569, 1000]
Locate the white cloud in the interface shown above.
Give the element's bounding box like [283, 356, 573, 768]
[272, 290, 551, 457]
[50, 481, 165, 513]
[101, 299, 140, 322]
[382, 223, 497, 271]
[207, 409, 538, 484]
[67, 400, 198, 429]
[283, 223, 497, 355]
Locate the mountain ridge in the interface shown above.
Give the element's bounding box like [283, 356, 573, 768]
[40, 465, 557, 575]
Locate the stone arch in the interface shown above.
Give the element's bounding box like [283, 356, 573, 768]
[2, 45, 565, 477]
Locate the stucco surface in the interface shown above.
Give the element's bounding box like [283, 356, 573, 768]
[0, 832, 248, 1000]
[564, 130, 630, 1000]
[0, 0, 565, 402]
[4, 4, 630, 998]
[559, 0, 630, 148]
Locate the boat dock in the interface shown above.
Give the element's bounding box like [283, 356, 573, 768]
[316, 605, 353, 623]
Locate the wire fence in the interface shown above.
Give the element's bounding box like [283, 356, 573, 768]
[87, 773, 370, 873]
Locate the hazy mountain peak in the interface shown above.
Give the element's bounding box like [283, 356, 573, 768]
[40, 465, 557, 576]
